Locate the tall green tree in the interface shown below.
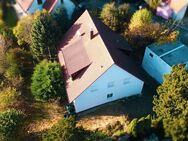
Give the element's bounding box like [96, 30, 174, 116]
[153, 65, 188, 141]
[53, 6, 69, 33]
[31, 60, 65, 101]
[31, 10, 60, 61]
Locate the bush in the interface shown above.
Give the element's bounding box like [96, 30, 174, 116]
[0, 87, 20, 109]
[0, 109, 24, 140]
[129, 8, 152, 31]
[127, 115, 152, 138]
[31, 60, 65, 101]
[42, 117, 78, 141]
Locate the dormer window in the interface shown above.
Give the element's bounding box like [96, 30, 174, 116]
[37, 0, 43, 5]
[62, 39, 91, 80]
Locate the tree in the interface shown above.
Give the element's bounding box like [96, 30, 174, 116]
[53, 6, 69, 33]
[31, 60, 65, 101]
[100, 2, 129, 31]
[125, 21, 179, 49]
[153, 65, 188, 141]
[100, 3, 119, 31]
[129, 8, 152, 31]
[31, 10, 61, 61]
[0, 109, 24, 140]
[13, 15, 33, 46]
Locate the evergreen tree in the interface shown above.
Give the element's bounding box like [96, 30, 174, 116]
[153, 65, 188, 141]
[31, 10, 60, 61]
[53, 6, 69, 33]
[31, 60, 65, 101]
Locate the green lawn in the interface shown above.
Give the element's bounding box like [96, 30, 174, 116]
[4, 6, 18, 28]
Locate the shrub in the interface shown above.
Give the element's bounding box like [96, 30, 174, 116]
[0, 109, 24, 140]
[0, 87, 20, 109]
[31, 60, 65, 101]
[127, 115, 152, 138]
[129, 8, 152, 31]
[42, 117, 77, 141]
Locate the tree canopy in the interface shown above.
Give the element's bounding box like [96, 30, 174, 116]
[153, 65, 188, 141]
[31, 10, 61, 61]
[31, 60, 65, 101]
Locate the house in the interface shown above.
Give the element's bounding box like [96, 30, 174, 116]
[144, 0, 188, 20]
[15, 0, 64, 17]
[58, 10, 144, 113]
[169, 0, 188, 20]
[142, 41, 188, 83]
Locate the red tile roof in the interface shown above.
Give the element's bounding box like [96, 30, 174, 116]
[62, 39, 91, 75]
[58, 10, 143, 103]
[16, 0, 33, 12]
[43, 0, 58, 13]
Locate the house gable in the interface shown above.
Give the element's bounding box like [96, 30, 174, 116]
[73, 64, 144, 113]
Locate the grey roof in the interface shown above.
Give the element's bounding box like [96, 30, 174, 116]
[148, 41, 188, 66]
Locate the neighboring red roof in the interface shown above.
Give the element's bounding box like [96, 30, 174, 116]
[58, 10, 143, 103]
[62, 39, 91, 75]
[43, 0, 58, 13]
[16, 0, 33, 12]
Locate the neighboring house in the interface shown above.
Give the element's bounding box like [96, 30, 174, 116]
[142, 41, 188, 83]
[58, 10, 144, 113]
[15, 0, 75, 18]
[169, 0, 188, 20]
[144, 0, 188, 20]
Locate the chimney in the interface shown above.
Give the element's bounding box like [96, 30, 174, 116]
[90, 28, 94, 40]
[76, 30, 81, 37]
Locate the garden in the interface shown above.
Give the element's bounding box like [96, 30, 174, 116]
[0, 0, 187, 141]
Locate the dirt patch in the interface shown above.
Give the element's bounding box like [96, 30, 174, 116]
[77, 115, 128, 131]
[25, 102, 65, 134]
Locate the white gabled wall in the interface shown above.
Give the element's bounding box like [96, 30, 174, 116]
[73, 64, 144, 113]
[142, 47, 172, 83]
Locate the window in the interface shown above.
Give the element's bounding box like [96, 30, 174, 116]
[107, 93, 113, 98]
[123, 78, 130, 85]
[37, 0, 43, 5]
[107, 81, 114, 88]
[149, 53, 153, 58]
